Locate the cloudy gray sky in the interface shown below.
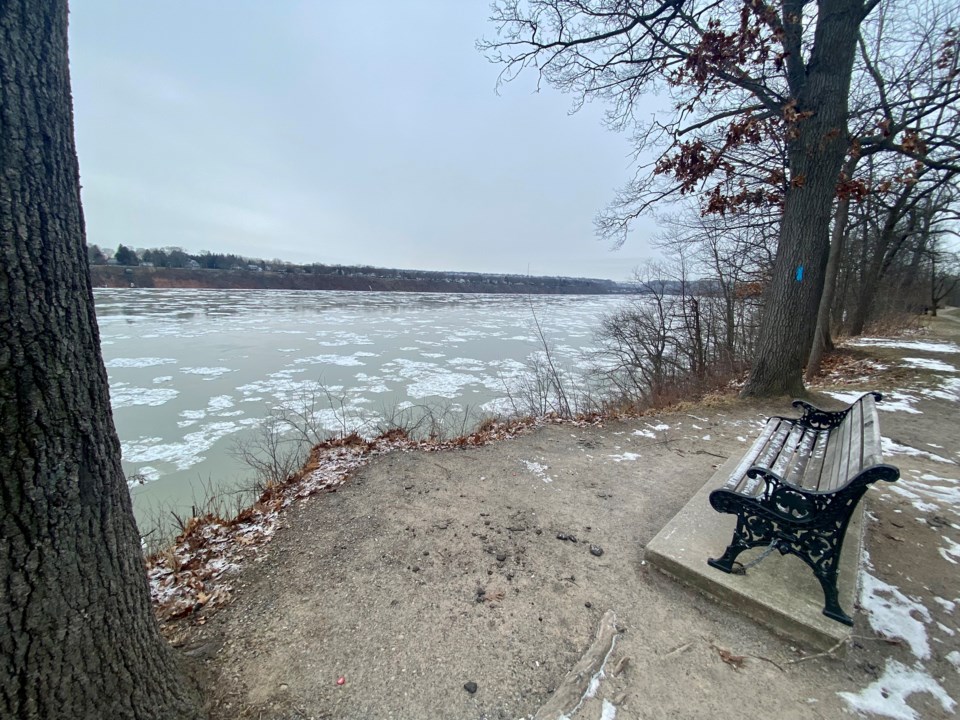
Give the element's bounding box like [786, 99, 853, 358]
[68, 1, 663, 281]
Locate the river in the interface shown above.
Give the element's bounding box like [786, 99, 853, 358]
[95, 289, 628, 526]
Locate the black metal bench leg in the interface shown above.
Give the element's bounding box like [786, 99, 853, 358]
[707, 517, 752, 573]
[815, 569, 852, 626]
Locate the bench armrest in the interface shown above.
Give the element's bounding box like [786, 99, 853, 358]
[745, 463, 898, 524]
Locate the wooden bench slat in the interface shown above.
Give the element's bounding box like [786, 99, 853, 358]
[820, 416, 850, 492]
[790, 428, 823, 490]
[771, 424, 805, 477]
[846, 401, 865, 487]
[756, 421, 791, 469]
[722, 418, 782, 492]
[861, 395, 883, 466]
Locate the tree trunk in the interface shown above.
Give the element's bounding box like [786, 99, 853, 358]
[742, 0, 863, 397]
[806, 182, 853, 381]
[0, 2, 204, 718]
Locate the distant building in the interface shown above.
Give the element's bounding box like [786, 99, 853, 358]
[186, 259, 201, 269]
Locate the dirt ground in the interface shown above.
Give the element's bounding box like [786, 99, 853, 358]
[177, 310, 960, 720]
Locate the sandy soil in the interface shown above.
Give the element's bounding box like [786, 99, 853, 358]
[176, 310, 960, 720]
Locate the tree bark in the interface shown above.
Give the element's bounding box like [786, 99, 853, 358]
[0, 2, 204, 718]
[806, 180, 854, 381]
[742, 0, 865, 397]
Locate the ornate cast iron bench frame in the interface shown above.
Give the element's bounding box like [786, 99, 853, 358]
[707, 392, 899, 625]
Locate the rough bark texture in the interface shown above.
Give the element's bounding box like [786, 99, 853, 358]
[806, 188, 852, 381]
[0, 2, 204, 718]
[742, 0, 865, 397]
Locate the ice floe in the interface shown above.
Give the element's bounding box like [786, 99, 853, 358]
[110, 387, 179, 409]
[180, 366, 234, 378]
[106, 357, 178, 368]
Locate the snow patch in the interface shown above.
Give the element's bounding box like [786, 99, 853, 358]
[882, 438, 953, 464]
[600, 699, 617, 720]
[825, 391, 921, 414]
[521, 460, 553, 484]
[859, 571, 931, 660]
[901, 357, 957, 372]
[948, 651, 960, 670]
[933, 597, 957, 613]
[838, 659, 955, 720]
[846, 338, 960, 353]
[608, 452, 642, 462]
[939, 537, 960, 565]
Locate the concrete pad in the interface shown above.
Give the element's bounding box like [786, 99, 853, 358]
[645, 454, 861, 652]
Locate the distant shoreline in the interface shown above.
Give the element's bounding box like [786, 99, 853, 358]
[90, 266, 630, 295]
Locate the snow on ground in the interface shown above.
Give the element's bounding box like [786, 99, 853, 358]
[922, 376, 960, 402]
[824, 390, 921, 414]
[521, 459, 554, 483]
[838, 659, 955, 720]
[940, 537, 960, 565]
[901, 357, 958, 372]
[949, 651, 960, 671]
[846, 338, 960, 353]
[845, 561, 958, 718]
[859, 572, 932, 660]
[882, 438, 954, 464]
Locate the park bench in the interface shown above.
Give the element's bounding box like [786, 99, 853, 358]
[707, 392, 900, 625]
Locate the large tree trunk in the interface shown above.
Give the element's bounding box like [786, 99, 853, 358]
[742, 0, 864, 397]
[0, 2, 204, 718]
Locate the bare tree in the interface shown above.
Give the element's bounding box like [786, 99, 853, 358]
[482, 0, 959, 395]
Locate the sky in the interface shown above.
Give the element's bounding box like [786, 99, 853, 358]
[67, 1, 664, 282]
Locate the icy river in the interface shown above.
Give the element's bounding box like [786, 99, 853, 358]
[95, 289, 628, 524]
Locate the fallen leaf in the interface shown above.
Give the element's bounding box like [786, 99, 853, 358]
[712, 644, 746, 671]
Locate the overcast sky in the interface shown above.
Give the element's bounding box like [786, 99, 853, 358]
[67, 1, 664, 281]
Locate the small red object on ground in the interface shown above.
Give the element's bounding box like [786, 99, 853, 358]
[336, 676, 346, 686]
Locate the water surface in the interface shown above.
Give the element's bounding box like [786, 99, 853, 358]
[95, 289, 625, 523]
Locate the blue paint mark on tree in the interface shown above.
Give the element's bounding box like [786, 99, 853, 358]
[796, 265, 804, 282]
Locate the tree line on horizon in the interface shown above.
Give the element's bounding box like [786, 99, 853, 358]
[88, 243, 627, 289]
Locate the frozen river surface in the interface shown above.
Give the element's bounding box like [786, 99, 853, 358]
[95, 289, 626, 521]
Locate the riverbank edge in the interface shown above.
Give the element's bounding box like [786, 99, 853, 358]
[143, 333, 903, 632]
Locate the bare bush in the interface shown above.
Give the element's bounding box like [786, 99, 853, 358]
[592, 261, 754, 407]
[374, 399, 489, 442]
